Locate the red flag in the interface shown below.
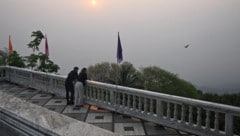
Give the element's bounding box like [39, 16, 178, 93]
[45, 35, 49, 56]
[8, 35, 13, 54]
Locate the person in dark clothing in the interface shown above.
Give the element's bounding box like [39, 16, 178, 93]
[65, 67, 79, 105]
[74, 67, 87, 107]
[78, 67, 87, 86]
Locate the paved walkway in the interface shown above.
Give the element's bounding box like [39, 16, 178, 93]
[0, 82, 194, 136]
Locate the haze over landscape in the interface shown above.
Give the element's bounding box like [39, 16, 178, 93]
[1, 0, 240, 93]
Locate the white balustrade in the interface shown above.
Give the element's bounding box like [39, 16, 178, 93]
[1, 66, 240, 136]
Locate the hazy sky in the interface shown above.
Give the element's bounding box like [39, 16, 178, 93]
[1, 0, 240, 90]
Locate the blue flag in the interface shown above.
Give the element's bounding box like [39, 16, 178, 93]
[117, 32, 123, 64]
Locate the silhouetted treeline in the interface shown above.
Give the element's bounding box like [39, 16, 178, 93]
[198, 91, 240, 107]
[198, 91, 240, 135]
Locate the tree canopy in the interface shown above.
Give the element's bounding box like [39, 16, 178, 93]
[6, 30, 59, 73]
[88, 62, 199, 98]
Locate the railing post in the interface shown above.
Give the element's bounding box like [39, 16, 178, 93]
[197, 107, 202, 127]
[225, 113, 233, 136]
[111, 89, 115, 105]
[205, 110, 210, 130]
[181, 104, 185, 123]
[156, 99, 163, 118]
[150, 99, 154, 114]
[133, 95, 136, 110]
[167, 102, 171, 119]
[174, 103, 178, 120]
[214, 112, 219, 132]
[188, 106, 193, 125]
[144, 98, 148, 113]
[127, 94, 131, 108]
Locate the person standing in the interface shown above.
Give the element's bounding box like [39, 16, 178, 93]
[65, 67, 79, 105]
[74, 67, 87, 107]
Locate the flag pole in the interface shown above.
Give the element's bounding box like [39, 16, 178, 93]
[115, 32, 123, 105]
[116, 32, 123, 85]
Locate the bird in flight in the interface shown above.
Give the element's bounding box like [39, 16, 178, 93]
[184, 44, 189, 48]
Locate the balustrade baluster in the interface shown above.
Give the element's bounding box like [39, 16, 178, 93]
[98, 89, 101, 101]
[94, 88, 97, 100]
[150, 99, 154, 114]
[197, 107, 202, 127]
[214, 112, 219, 132]
[106, 91, 109, 103]
[174, 103, 177, 120]
[167, 102, 171, 119]
[181, 105, 185, 123]
[127, 94, 131, 108]
[205, 110, 210, 129]
[123, 93, 126, 107]
[110, 90, 114, 105]
[225, 113, 233, 136]
[138, 97, 142, 111]
[101, 89, 104, 101]
[144, 98, 148, 113]
[114, 91, 117, 105]
[90, 87, 93, 99]
[117, 92, 121, 105]
[133, 95, 136, 110]
[188, 106, 193, 125]
[156, 100, 163, 117]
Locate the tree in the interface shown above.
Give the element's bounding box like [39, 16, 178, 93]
[25, 53, 39, 70]
[25, 30, 60, 73]
[88, 62, 112, 83]
[87, 62, 141, 88]
[0, 49, 8, 65]
[141, 66, 199, 98]
[118, 62, 141, 88]
[88, 62, 199, 98]
[37, 53, 59, 73]
[7, 51, 25, 68]
[27, 30, 44, 53]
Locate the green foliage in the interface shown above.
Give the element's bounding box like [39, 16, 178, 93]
[118, 62, 140, 87]
[88, 62, 199, 98]
[199, 92, 240, 134]
[200, 92, 240, 107]
[27, 30, 44, 53]
[25, 54, 39, 70]
[37, 53, 60, 73]
[88, 62, 112, 83]
[7, 51, 25, 68]
[25, 30, 60, 73]
[0, 49, 7, 65]
[88, 62, 140, 88]
[141, 66, 199, 98]
[0, 57, 5, 65]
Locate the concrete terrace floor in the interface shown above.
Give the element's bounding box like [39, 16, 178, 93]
[0, 82, 195, 136]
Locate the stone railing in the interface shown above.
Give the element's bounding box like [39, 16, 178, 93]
[0, 66, 240, 136]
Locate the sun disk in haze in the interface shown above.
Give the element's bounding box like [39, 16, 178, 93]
[91, 0, 97, 6]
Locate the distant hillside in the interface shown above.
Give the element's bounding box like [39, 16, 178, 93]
[197, 86, 240, 94]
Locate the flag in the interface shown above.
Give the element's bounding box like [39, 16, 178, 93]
[117, 32, 123, 64]
[45, 35, 49, 56]
[8, 35, 13, 54]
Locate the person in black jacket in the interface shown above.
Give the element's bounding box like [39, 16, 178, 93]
[65, 67, 79, 105]
[74, 67, 87, 107]
[78, 67, 87, 87]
